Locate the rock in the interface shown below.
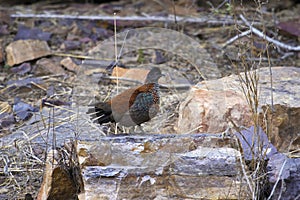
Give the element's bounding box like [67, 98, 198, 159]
[0, 112, 15, 134]
[0, 44, 4, 63]
[259, 104, 300, 156]
[110, 66, 173, 88]
[6, 77, 43, 89]
[277, 20, 300, 38]
[37, 134, 251, 200]
[78, 142, 112, 166]
[267, 153, 300, 199]
[60, 40, 81, 51]
[234, 126, 277, 161]
[77, 134, 250, 199]
[151, 50, 167, 64]
[14, 25, 52, 41]
[10, 62, 32, 75]
[13, 99, 38, 121]
[111, 66, 150, 84]
[176, 88, 252, 134]
[5, 39, 51, 66]
[88, 27, 220, 79]
[177, 67, 300, 155]
[35, 58, 65, 75]
[37, 150, 80, 200]
[60, 57, 80, 73]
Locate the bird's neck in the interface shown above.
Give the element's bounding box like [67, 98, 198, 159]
[145, 82, 159, 92]
[153, 82, 159, 91]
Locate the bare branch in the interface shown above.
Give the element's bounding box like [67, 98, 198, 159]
[223, 30, 252, 47]
[11, 13, 259, 26]
[239, 14, 300, 51]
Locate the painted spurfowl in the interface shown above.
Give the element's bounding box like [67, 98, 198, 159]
[87, 67, 164, 127]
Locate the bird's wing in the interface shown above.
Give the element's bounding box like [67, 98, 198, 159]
[104, 83, 157, 117]
[109, 87, 137, 114]
[128, 83, 157, 107]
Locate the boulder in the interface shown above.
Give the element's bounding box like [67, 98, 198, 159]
[176, 88, 252, 134]
[177, 67, 300, 154]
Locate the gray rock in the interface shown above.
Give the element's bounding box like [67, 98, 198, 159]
[234, 126, 277, 161]
[74, 134, 250, 199]
[267, 153, 300, 200]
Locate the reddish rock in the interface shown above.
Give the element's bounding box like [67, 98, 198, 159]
[37, 150, 80, 200]
[111, 66, 150, 84]
[176, 88, 252, 134]
[177, 66, 300, 156]
[60, 57, 80, 73]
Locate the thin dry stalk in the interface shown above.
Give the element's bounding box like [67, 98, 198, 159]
[231, 1, 274, 198]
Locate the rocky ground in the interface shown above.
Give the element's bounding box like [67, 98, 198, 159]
[0, 0, 299, 199]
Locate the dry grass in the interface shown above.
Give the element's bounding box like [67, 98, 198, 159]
[230, 1, 281, 199]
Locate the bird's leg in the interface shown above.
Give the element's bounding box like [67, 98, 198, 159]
[109, 123, 120, 135]
[124, 126, 134, 134]
[136, 125, 146, 134]
[102, 125, 110, 136]
[114, 123, 120, 134]
[127, 125, 145, 134]
[122, 126, 130, 134]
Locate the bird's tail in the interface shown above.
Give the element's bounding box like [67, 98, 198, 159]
[87, 102, 114, 124]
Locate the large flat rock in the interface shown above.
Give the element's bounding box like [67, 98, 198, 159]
[76, 134, 250, 199]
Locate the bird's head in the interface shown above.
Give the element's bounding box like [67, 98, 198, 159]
[145, 67, 164, 83]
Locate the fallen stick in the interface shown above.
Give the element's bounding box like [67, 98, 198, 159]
[239, 14, 300, 51]
[223, 30, 252, 47]
[11, 13, 258, 26]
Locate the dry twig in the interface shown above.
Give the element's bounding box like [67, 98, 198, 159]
[223, 30, 252, 47]
[224, 14, 300, 51]
[11, 13, 259, 26]
[239, 14, 300, 51]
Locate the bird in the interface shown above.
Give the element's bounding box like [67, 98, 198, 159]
[87, 67, 164, 128]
